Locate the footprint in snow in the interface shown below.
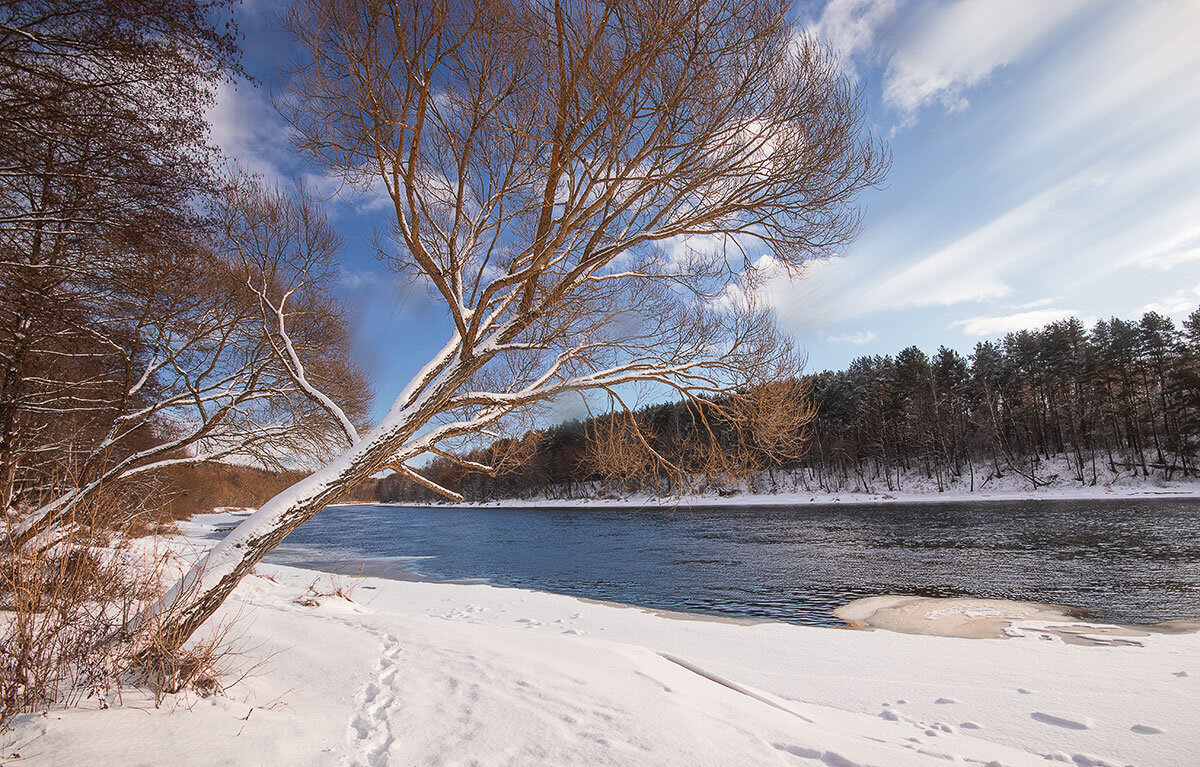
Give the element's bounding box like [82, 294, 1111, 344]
[1030, 712, 1094, 730]
[960, 722, 981, 730]
[771, 743, 856, 766]
[1172, 670, 1188, 678]
[1017, 688, 1034, 695]
[1131, 724, 1163, 735]
[934, 697, 958, 705]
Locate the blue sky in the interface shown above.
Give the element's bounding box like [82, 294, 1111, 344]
[212, 0, 1200, 421]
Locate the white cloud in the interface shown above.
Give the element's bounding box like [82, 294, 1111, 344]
[826, 330, 877, 345]
[775, 0, 1200, 341]
[761, 179, 1070, 329]
[777, 1, 1200, 368]
[1141, 283, 1200, 318]
[807, 0, 900, 80]
[304, 170, 394, 216]
[857, 171, 1108, 312]
[208, 81, 294, 181]
[1017, 1, 1200, 162]
[338, 267, 387, 291]
[760, 255, 866, 330]
[952, 307, 1080, 337]
[882, 0, 1086, 120]
[1017, 298, 1056, 310]
[1135, 224, 1200, 271]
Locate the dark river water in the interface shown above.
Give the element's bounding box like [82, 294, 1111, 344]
[259, 497, 1200, 627]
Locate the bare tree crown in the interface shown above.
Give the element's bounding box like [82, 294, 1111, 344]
[280, 0, 884, 456]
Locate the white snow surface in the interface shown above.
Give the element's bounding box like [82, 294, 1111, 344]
[5, 510, 1199, 767]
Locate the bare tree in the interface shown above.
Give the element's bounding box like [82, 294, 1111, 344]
[7, 177, 372, 550]
[578, 376, 816, 497]
[145, 0, 886, 650]
[582, 410, 663, 494]
[735, 377, 818, 475]
[0, 0, 241, 514]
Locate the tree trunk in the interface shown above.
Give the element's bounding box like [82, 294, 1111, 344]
[143, 334, 475, 651]
[0, 315, 35, 513]
[144, 421, 407, 650]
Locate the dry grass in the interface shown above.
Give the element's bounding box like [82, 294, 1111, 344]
[132, 605, 260, 705]
[1, 498, 245, 728]
[294, 572, 360, 607]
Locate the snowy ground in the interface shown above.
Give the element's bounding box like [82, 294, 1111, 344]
[4, 511, 1199, 767]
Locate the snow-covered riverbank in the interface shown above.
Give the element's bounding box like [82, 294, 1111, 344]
[5, 511, 1198, 766]
[374, 455, 1200, 510]
[395, 476, 1200, 510]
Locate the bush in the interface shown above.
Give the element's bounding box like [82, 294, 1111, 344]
[1, 503, 238, 727]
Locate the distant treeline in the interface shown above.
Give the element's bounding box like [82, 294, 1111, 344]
[124, 464, 378, 531]
[805, 308, 1200, 492]
[376, 307, 1200, 503]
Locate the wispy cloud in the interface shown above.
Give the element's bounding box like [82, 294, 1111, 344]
[208, 81, 295, 181]
[303, 170, 395, 216]
[1017, 298, 1056, 310]
[882, 0, 1087, 122]
[855, 171, 1109, 313]
[338, 267, 387, 291]
[826, 330, 877, 345]
[952, 307, 1080, 337]
[806, 0, 900, 80]
[1141, 284, 1200, 319]
[777, 1, 1200, 370]
[1134, 224, 1200, 271]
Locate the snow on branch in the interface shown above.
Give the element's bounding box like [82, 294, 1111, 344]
[391, 463, 465, 503]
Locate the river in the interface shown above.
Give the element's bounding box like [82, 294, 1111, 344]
[257, 497, 1200, 626]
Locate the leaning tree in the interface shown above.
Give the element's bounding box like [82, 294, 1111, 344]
[146, 0, 887, 649]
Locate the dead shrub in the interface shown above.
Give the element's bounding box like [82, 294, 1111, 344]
[130, 609, 254, 704]
[294, 572, 360, 607]
[1, 496, 246, 728]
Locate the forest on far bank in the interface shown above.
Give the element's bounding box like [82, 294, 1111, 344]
[375, 307, 1200, 503]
